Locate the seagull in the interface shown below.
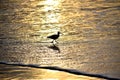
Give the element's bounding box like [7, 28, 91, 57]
[47, 31, 60, 43]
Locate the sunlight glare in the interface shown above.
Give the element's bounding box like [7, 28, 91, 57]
[45, 0, 60, 6]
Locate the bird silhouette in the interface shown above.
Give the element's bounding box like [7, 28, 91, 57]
[47, 31, 60, 43]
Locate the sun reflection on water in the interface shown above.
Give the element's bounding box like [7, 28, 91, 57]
[44, 0, 60, 6]
[41, 0, 62, 23]
[34, 0, 62, 38]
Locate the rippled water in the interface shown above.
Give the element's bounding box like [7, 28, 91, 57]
[0, 0, 120, 79]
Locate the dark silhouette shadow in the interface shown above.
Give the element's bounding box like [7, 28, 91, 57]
[48, 44, 60, 53]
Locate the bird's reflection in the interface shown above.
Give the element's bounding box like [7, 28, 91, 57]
[48, 44, 60, 53]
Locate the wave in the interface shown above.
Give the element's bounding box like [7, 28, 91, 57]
[0, 61, 119, 80]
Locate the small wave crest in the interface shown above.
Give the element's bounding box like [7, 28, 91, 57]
[0, 61, 119, 80]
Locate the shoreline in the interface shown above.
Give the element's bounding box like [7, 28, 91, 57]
[0, 62, 119, 80]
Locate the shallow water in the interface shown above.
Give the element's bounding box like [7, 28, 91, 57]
[0, 63, 107, 80]
[0, 0, 120, 79]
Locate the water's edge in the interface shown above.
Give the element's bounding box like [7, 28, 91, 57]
[0, 61, 119, 80]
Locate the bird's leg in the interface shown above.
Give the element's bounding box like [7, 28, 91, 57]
[52, 40, 58, 44]
[55, 40, 58, 43]
[53, 40, 56, 44]
[51, 40, 54, 43]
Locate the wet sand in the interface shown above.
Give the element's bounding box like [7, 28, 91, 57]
[1, 63, 117, 80]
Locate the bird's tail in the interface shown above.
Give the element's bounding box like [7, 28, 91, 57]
[47, 36, 50, 38]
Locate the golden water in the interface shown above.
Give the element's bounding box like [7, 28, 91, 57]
[0, 0, 120, 79]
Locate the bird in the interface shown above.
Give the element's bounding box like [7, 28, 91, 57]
[47, 31, 60, 43]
